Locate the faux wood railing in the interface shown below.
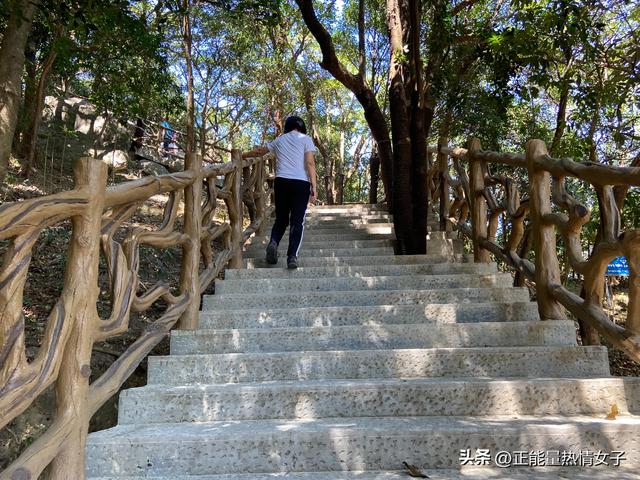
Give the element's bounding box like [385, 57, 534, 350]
[130, 118, 232, 167]
[429, 138, 640, 362]
[0, 149, 273, 479]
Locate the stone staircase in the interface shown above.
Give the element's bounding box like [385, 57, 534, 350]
[86, 204, 640, 479]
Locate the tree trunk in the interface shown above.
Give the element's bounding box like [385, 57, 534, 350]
[613, 153, 640, 210]
[21, 47, 58, 177]
[178, 0, 202, 329]
[369, 143, 380, 204]
[355, 91, 393, 209]
[14, 38, 36, 153]
[0, 0, 39, 184]
[408, 0, 427, 253]
[386, 0, 427, 254]
[586, 105, 599, 163]
[550, 82, 569, 155]
[295, 0, 393, 207]
[387, 0, 415, 254]
[336, 172, 345, 204]
[301, 75, 334, 204]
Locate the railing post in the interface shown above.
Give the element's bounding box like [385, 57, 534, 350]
[47, 158, 107, 479]
[256, 157, 268, 236]
[526, 139, 565, 319]
[437, 137, 451, 233]
[178, 152, 202, 330]
[468, 137, 491, 262]
[229, 148, 244, 269]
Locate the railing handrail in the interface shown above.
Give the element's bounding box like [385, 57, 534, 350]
[429, 137, 640, 365]
[0, 149, 274, 479]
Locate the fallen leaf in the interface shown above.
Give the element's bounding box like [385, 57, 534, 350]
[605, 403, 619, 420]
[403, 461, 429, 478]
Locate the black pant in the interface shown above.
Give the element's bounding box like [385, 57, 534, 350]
[270, 177, 311, 258]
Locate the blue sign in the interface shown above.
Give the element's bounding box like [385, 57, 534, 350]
[606, 256, 629, 276]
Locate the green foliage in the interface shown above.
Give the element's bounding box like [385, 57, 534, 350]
[622, 188, 640, 231]
[25, 1, 182, 119]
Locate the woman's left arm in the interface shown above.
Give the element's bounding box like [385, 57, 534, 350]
[304, 151, 317, 204]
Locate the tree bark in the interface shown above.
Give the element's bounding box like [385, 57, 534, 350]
[0, 0, 39, 184]
[301, 74, 334, 203]
[336, 172, 345, 204]
[550, 82, 569, 155]
[178, 0, 202, 330]
[21, 46, 58, 177]
[586, 104, 599, 163]
[294, 0, 392, 207]
[387, 0, 415, 254]
[369, 143, 380, 204]
[14, 38, 36, 153]
[408, 0, 427, 253]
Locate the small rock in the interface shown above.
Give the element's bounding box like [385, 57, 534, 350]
[139, 160, 169, 176]
[102, 150, 130, 171]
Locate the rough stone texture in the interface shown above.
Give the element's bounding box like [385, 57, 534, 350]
[247, 232, 396, 243]
[244, 239, 395, 254]
[243, 246, 394, 259]
[101, 149, 130, 171]
[245, 253, 475, 268]
[86, 416, 640, 475]
[89, 470, 640, 480]
[118, 377, 640, 424]
[199, 303, 541, 329]
[86, 204, 639, 479]
[244, 235, 464, 257]
[299, 225, 394, 234]
[425, 236, 464, 256]
[215, 273, 512, 294]
[226, 262, 497, 279]
[203, 287, 531, 310]
[169, 320, 577, 354]
[147, 346, 609, 385]
[304, 213, 392, 221]
[139, 159, 169, 176]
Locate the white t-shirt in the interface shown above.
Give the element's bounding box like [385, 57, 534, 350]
[267, 131, 317, 182]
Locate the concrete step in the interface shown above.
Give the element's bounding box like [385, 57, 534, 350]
[216, 273, 513, 294]
[298, 222, 439, 232]
[244, 239, 395, 253]
[147, 346, 609, 385]
[86, 415, 640, 476]
[298, 225, 394, 234]
[303, 217, 392, 225]
[170, 320, 577, 355]
[118, 377, 640, 424]
[203, 287, 531, 310]
[87, 469, 640, 480]
[307, 210, 389, 216]
[247, 232, 396, 242]
[309, 204, 387, 211]
[225, 262, 497, 279]
[246, 237, 460, 254]
[244, 253, 474, 269]
[199, 302, 540, 329]
[243, 247, 394, 259]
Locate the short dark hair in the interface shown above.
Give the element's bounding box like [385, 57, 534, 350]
[284, 116, 307, 134]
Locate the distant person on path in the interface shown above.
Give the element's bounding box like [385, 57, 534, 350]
[160, 118, 175, 152]
[243, 116, 318, 269]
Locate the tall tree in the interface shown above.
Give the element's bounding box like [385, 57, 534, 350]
[0, 0, 39, 183]
[294, 0, 393, 207]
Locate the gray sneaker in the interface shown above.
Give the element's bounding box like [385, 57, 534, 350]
[266, 240, 278, 264]
[287, 256, 298, 269]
